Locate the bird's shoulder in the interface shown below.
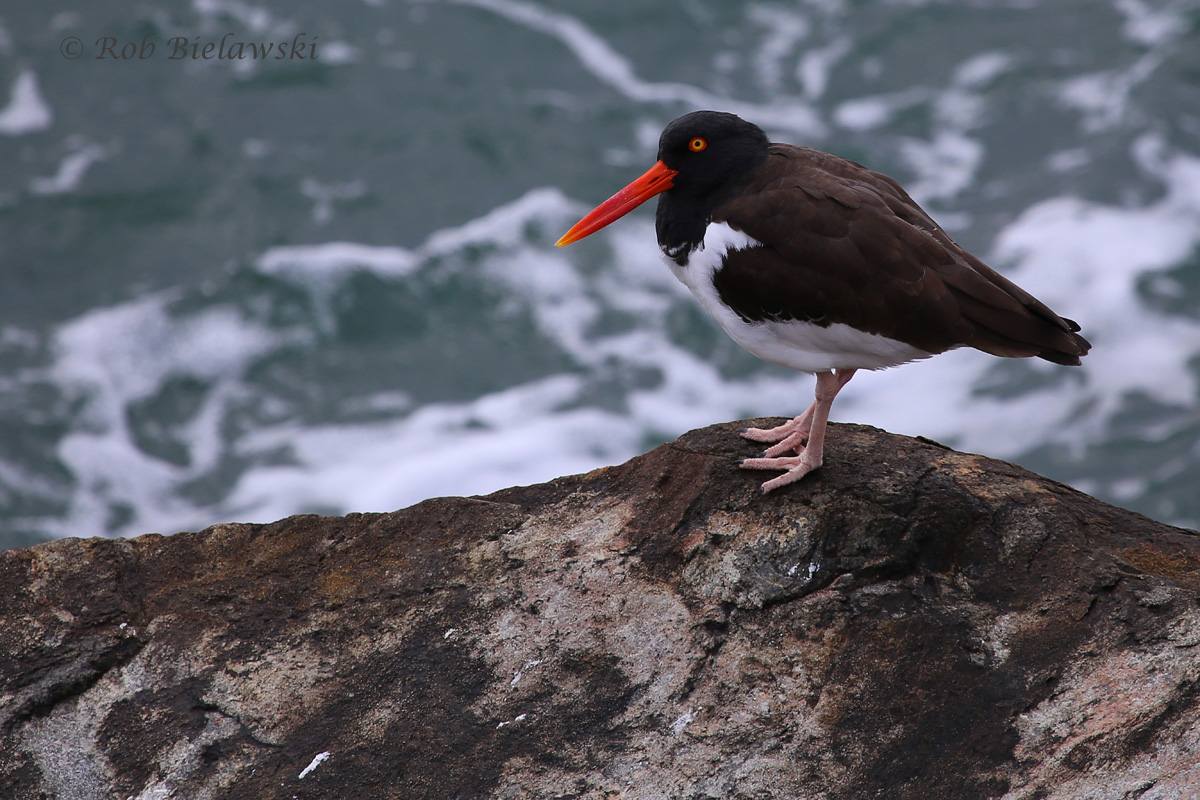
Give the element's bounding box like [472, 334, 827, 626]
[713, 143, 955, 283]
[746, 144, 940, 230]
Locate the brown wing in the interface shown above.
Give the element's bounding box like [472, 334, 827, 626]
[711, 145, 1091, 364]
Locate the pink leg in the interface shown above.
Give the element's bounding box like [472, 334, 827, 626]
[740, 369, 856, 493]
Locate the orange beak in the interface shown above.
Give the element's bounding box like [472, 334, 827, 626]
[556, 160, 678, 247]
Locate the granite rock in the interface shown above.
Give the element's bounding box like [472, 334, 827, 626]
[2, 421, 1198, 799]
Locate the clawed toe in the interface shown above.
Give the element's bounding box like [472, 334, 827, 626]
[740, 455, 802, 471]
[741, 418, 812, 448]
[740, 423, 797, 444]
[762, 431, 807, 458]
[740, 454, 823, 493]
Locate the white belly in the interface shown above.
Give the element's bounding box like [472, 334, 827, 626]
[663, 222, 932, 373]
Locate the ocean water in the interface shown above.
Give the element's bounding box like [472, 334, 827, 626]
[1, 0, 1198, 547]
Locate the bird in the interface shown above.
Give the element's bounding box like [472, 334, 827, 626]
[556, 110, 1090, 493]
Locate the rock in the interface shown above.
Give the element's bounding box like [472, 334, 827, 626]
[2, 421, 1199, 800]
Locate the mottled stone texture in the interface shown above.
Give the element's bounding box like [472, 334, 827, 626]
[2, 421, 1199, 800]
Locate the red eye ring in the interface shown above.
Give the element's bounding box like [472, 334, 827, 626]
[688, 137, 708, 152]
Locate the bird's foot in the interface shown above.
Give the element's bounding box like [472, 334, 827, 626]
[740, 451, 823, 493]
[740, 413, 812, 447]
[761, 431, 807, 458]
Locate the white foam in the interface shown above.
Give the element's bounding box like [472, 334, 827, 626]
[898, 130, 984, 203]
[320, 41, 359, 65]
[258, 241, 419, 279]
[299, 178, 367, 225]
[53, 293, 281, 405]
[228, 386, 644, 521]
[797, 38, 852, 101]
[952, 51, 1013, 89]
[0, 70, 52, 137]
[833, 50, 1015, 205]
[1057, 51, 1164, 133]
[192, 0, 283, 36]
[422, 186, 572, 256]
[994, 136, 1200, 409]
[18, 185, 777, 535]
[1115, 0, 1189, 47]
[1054, 0, 1188, 135]
[833, 86, 936, 133]
[41, 293, 291, 536]
[746, 5, 810, 93]
[29, 140, 106, 195]
[841, 133, 1200, 457]
[23, 189, 640, 536]
[449, 0, 825, 136]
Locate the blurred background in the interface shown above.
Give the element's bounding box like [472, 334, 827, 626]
[1, 0, 1198, 548]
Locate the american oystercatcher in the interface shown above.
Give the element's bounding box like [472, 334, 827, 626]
[556, 111, 1091, 492]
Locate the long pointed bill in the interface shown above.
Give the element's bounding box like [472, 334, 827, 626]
[556, 160, 678, 247]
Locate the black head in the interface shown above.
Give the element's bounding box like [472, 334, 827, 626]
[655, 112, 770, 261]
[656, 111, 770, 194]
[555, 111, 770, 257]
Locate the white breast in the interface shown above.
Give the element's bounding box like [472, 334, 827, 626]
[662, 221, 933, 373]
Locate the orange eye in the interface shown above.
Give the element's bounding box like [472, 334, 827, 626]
[688, 137, 708, 152]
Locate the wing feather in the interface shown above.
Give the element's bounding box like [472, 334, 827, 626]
[710, 145, 1091, 364]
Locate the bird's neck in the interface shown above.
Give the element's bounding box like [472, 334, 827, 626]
[654, 160, 765, 266]
[655, 191, 710, 265]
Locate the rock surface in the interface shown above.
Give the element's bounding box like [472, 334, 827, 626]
[2, 421, 1199, 800]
